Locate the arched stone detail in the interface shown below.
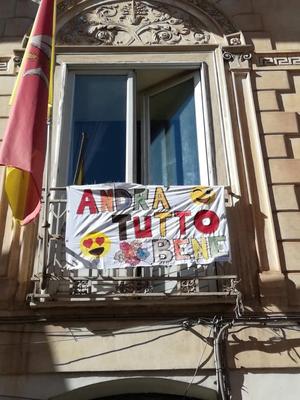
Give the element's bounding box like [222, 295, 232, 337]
[56, 0, 241, 46]
[57, 0, 212, 46]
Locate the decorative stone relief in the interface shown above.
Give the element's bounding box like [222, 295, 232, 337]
[225, 32, 244, 46]
[257, 56, 300, 67]
[57, 0, 237, 35]
[222, 50, 252, 63]
[222, 47, 253, 71]
[57, 0, 211, 46]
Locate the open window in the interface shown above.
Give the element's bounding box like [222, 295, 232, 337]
[141, 71, 211, 185]
[31, 60, 238, 302]
[54, 64, 215, 188]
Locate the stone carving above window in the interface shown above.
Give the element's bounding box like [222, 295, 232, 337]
[57, 0, 211, 46]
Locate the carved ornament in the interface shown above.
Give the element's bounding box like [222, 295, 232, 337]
[225, 32, 244, 46]
[57, 0, 236, 34]
[57, 0, 211, 46]
[222, 51, 252, 63]
[222, 47, 253, 71]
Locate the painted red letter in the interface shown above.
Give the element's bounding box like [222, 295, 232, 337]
[174, 211, 191, 235]
[77, 190, 98, 214]
[134, 216, 152, 238]
[194, 210, 220, 234]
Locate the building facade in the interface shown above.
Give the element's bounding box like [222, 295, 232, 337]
[0, 0, 300, 399]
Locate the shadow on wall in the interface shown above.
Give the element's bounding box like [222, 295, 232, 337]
[0, 323, 68, 399]
[0, 320, 218, 400]
[228, 326, 300, 364]
[226, 324, 300, 400]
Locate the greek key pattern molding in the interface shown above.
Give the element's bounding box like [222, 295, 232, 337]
[256, 56, 300, 67]
[0, 57, 14, 75]
[0, 59, 8, 72]
[57, 0, 211, 46]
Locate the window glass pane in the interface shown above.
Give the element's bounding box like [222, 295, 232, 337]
[149, 78, 200, 186]
[69, 75, 127, 184]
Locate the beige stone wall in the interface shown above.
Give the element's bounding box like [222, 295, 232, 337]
[0, 0, 300, 308]
[0, 322, 214, 373]
[207, 0, 300, 308]
[0, 0, 36, 52]
[252, 61, 300, 304]
[216, 0, 300, 305]
[0, 321, 299, 373]
[227, 324, 300, 368]
[214, 0, 300, 51]
[0, 2, 300, 399]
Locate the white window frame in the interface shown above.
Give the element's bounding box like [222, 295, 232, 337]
[141, 66, 214, 185]
[53, 62, 215, 188]
[53, 69, 135, 186]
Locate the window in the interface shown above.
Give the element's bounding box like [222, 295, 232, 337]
[34, 55, 236, 300]
[70, 74, 128, 184]
[147, 76, 201, 185]
[55, 64, 215, 187]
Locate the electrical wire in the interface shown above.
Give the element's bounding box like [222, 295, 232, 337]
[183, 318, 216, 398]
[0, 315, 300, 337]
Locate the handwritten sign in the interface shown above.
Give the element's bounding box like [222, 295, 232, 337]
[65, 183, 230, 269]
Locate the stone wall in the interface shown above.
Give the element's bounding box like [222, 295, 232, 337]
[208, 0, 300, 307]
[0, 0, 36, 45]
[252, 58, 300, 305]
[0, 0, 300, 307]
[213, 0, 300, 51]
[0, 2, 300, 400]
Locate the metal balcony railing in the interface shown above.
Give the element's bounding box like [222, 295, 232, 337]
[29, 187, 240, 305]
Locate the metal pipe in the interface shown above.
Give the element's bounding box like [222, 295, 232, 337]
[214, 321, 234, 400]
[41, 117, 52, 290]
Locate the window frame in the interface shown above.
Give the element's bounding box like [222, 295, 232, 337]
[52, 61, 216, 188]
[141, 68, 213, 185]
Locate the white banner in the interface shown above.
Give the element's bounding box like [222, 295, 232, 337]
[65, 183, 230, 269]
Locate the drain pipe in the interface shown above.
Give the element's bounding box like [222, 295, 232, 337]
[214, 320, 234, 400]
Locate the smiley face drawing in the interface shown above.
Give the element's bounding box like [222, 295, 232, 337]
[191, 186, 216, 205]
[80, 232, 111, 259]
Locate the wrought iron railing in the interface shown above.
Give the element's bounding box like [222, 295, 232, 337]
[29, 188, 239, 304]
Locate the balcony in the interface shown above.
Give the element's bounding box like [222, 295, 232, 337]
[29, 188, 240, 310]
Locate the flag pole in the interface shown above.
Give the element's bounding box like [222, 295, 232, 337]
[73, 132, 86, 185]
[41, 0, 57, 290]
[41, 117, 52, 290]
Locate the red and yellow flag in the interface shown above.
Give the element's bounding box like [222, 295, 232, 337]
[0, 0, 56, 225]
